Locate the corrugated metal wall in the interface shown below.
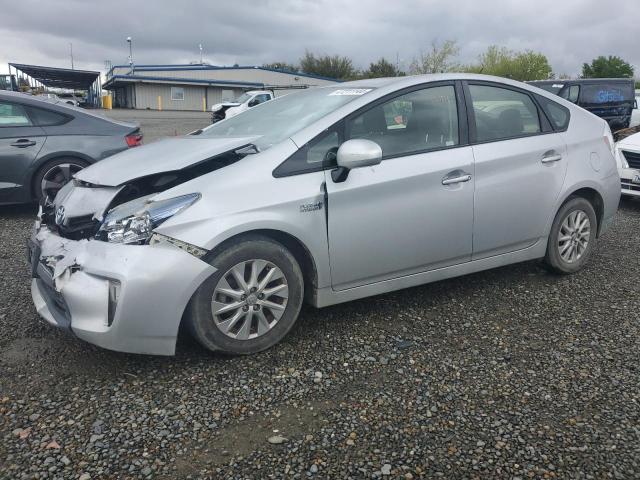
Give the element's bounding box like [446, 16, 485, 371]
[134, 84, 207, 111]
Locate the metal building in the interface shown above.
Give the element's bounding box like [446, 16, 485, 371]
[102, 64, 338, 110]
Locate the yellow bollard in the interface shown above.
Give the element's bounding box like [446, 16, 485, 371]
[202, 96, 206, 112]
[157, 96, 162, 111]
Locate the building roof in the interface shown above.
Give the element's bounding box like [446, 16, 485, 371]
[9, 63, 100, 89]
[102, 74, 265, 90]
[105, 64, 340, 83]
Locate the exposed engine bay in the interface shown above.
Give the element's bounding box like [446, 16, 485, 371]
[42, 144, 256, 241]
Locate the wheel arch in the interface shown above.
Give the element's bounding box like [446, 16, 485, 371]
[205, 228, 319, 305]
[561, 186, 605, 236]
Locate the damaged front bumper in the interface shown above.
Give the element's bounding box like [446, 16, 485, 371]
[28, 225, 215, 356]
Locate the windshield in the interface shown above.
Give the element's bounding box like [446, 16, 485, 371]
[200, 87, 373, 150]
[233, 93, 252, 104]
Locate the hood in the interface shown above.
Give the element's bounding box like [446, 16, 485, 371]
[211, 101, 241, 112]
[617, 131, 640, 150]
[75, 135, 260, 186]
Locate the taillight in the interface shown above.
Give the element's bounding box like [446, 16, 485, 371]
[125, 133, 143, 147]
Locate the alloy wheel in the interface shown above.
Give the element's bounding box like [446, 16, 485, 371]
[211, 259, 289, 340]
[557, 209, 591, 263]
[41, 163, 84, 201]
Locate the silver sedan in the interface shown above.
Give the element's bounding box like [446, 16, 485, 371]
[28, 74, 620, 355]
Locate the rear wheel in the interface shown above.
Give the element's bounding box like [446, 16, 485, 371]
[544, 197, 597, 274]
[187, 236, 304, 354]
[33, 157, 88, 204]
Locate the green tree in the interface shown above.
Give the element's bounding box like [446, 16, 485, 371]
[410, 40, 460, 74]
[464, 45, 552, 81]
[365, 57, 398, 78]
[581, 56, 634, 78]
[299, 51, 354, 80]
[263, 62, 298, 72]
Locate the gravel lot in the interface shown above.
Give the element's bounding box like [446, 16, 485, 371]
[105, 109, 211, 143]
[1, 114, 639, 478]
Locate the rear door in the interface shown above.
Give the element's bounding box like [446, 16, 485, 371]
[325, 83, 475, 290]
[465, 82, 568, 259]
[0, 100, 46, 202]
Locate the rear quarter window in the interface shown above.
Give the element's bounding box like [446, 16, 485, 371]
[536, 95, 570, 131]
[26, 106, 71, 126]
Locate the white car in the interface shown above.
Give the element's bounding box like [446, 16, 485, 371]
[616, 131, 640, 197]
[210, 90, 273, 123]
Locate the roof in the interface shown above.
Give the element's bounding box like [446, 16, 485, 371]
[102, 74, 265, 90]
[9, 63, 100, 90]
[105, 64, 340, 83]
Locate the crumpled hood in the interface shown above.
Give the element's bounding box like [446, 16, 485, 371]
[211, 101, 241, 112]
[75, 135, 260, 186]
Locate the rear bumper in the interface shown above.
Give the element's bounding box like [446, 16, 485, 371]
[29, 226, 215, 355]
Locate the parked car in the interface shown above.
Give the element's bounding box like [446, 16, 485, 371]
[29, 74, 620, 356]
[0, 90, 142, 204]
[210, 90, 273, 123]
[528, 78, 635, 130]
[615, 131, 640, 197]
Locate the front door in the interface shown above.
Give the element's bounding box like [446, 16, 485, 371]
[0, 100, 46, 203]
[325, 83, 475, 290]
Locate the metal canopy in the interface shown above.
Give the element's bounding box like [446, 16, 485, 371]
[9, 63, 100, 90]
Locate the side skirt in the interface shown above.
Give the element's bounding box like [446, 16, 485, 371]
[312, 238, 547, 308]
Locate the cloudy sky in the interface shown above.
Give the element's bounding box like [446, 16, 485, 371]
[1, 0, 637, 78]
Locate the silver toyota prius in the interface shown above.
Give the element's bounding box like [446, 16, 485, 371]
[28, 74, 620, 356]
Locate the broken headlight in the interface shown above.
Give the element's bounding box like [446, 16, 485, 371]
[97, 193, 200, 244]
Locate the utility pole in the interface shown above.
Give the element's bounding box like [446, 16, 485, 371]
[70, 43, 74, 70]
[127, 36, 134, 74]
[199, 44, 203, 64]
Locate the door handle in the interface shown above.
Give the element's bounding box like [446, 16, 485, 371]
[11, 139, 36, 148]
[541, 153, 562, 163]
[442, 172, 472, 185]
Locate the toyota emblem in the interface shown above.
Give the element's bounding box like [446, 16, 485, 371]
[55, 206, 65, 226]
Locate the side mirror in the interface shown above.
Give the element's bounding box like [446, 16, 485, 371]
[332, 139, 382, 183]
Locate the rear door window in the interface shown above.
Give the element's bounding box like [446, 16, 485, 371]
[468, 85, 541, 142]
[0, 102, 33, 127]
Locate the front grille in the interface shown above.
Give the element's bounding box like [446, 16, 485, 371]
[621, 180, 640, 192]
[622, 150, 640, 169]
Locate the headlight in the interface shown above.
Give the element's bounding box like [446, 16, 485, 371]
[618, 148, 630, 168]
[97, 193, 200, 244]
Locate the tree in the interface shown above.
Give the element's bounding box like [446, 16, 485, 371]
[263, 62, 298, 72]
[299, 51, 354, 79]
[410, 40, 460, 74]
[365, 58, 398, 78]
[464, 45, 552, 81]
[582, 56, 634, 78]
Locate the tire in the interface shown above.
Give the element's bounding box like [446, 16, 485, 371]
[33, 157, 88, 204]
[544, 197, 597, 274]
[187, 235, 304, 355]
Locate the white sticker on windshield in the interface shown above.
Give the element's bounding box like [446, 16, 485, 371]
[552, 84, 564, 88]
[328, 89, 372, 96]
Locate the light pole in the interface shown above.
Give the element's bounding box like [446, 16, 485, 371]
[199, 44, 203, 64]
[127, 36, 134, 74]
[70, 43, 74, 70]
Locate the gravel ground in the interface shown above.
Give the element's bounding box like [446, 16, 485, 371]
[103, 109, 211, 143]
[1, 193, 640, 479]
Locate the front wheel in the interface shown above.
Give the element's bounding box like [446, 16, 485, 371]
[187, 236, 304, 354]
[544, 197, 597, 274]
